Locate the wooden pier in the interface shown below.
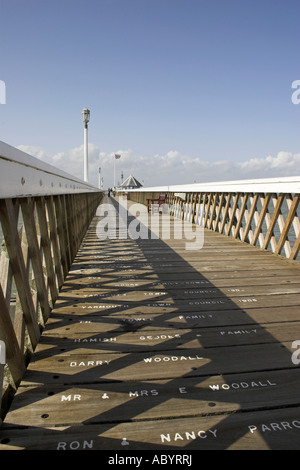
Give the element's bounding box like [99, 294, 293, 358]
[1, 194, 300, 450]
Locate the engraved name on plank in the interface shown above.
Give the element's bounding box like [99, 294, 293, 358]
[55, 417, 300, 449]
[68, 354, 204, 368]
[160, 418, 300, 444]
[70, 329, 258, 344]
[59, 377, 277, 402]
[248, 420, 300, 434]
[188, 298, 257, 305]
[72, 333, 181, 343]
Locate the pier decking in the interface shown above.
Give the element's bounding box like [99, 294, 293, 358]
[1, 195, 300, 450]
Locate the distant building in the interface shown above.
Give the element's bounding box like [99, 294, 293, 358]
[120, 174, 143, 189]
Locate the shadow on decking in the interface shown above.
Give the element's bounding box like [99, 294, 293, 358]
[1, 196, 300, 450]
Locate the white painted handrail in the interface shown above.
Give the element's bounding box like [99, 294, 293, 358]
[0, 141, 99, 198]
[123, 176, 300, 195]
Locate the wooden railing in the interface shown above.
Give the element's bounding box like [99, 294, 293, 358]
[0, 142, 103, 417]
[122, 177, 300, 261]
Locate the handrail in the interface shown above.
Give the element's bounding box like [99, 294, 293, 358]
[0, 141, 99, 198]
[0, 142, 103, 418]
[122, 176, 300, 261]
[122, 176, 300, 194]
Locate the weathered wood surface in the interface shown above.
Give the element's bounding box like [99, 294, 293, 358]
[4, 368, 300, 428]
[1, 195, 300, 450]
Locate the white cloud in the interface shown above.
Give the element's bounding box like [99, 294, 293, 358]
[17, 144, 300, 189]
[239, 152, 300, 174]
[17, 145, 48, 161]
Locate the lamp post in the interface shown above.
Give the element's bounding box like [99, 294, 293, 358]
[82, 107, 90, 182]
[114, 154, 121, 189]
[98, 167, 102, 189]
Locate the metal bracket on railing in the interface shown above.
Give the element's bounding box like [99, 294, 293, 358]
[0, 340, 5, 365]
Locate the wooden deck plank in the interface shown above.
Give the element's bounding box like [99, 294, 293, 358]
[34, 322, 300, 356]
[48, 293, 300, 315]
[63, 274, 299, 289]
[42, 306, 300, 334]
[1, 195, 300, 451]
[12, 341, 297, 387]
[4, 369, 300, 428]
[60, 283, 300, 299]
[2, 406, 300, 450]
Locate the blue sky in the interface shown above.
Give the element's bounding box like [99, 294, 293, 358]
[0, 0, 299, 187]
